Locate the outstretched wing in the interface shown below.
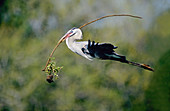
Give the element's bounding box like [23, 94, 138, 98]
[82, 40, 126, 62]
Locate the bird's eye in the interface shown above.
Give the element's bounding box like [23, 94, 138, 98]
[70, 30, 73, 33]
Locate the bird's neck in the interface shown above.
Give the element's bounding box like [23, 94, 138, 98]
[65, 30, 83, 52]
[66, 37, 77, 51]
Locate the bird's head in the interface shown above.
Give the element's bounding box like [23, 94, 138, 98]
[56, 27, 82, 46]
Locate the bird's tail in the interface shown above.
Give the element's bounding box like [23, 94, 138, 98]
[109, 53, 154, 72]
[125, 60, 154, 72]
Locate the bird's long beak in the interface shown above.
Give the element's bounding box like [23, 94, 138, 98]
[56, 32, 72, 47]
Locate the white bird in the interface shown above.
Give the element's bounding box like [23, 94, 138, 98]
[56, 27, 154, 71]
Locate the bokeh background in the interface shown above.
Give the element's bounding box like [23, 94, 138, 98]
[0, 0, 170, 111]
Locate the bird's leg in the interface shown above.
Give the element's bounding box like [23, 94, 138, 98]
[126, 61, 154, 72]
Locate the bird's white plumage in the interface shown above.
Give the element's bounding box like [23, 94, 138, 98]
[65, 28, 93, 60]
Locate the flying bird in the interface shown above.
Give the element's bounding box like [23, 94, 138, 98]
[42, 14, 154, 72]
[56, 27, 154, 71]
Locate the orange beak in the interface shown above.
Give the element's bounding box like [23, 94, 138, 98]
[56, 31, 72, 47]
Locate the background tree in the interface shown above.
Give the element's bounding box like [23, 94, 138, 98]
[0, 0, 170, 111]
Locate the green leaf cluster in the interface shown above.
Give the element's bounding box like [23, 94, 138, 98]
[45, 57, 63, 80]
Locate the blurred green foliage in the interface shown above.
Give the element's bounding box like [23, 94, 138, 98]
[0, 0, 170, 111]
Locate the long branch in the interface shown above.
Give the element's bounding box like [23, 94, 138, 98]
[79, 14, 142, 29]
